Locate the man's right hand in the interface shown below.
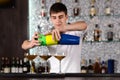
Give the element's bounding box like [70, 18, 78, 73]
[51, 29, 61, 41]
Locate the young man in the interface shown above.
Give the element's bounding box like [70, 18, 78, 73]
[22, 3, 87, 73]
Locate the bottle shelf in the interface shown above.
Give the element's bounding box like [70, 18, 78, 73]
[68, 14, 120, 18]
[83, 40, 120, 43]
[0, 73, 120, 78]
[38, 14, 120, 20]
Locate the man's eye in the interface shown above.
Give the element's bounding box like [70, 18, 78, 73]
[52, 17, 56, 19]
[59, 16, 63, 19]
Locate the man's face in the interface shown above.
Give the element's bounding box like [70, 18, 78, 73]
[50, 12, 68, 29]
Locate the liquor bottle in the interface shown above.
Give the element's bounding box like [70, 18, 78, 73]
[4, 57, 10, 73]
[47, 61, 50, 73]
[105, 0, 112, 16]
[73, 7, 80, 16]
[31, 61, 36, 73]
[90, 0, 96, 19]
[107, 24, 114, 41]
[93, 58, 101, 73]
[81, 59, 87, 73]
[0, 57, 5, 73]
[18, 59, 23, 73]
[23, 58, 29, 73]
[100, 61, 107, 73]
[11, 57, 16, 73]
[40, 0, 47, 17]
[93, 24, 101, 41]
[27, 59, 31, 73]
[0, 58, 1, 72]
[73, 0, 80, 16]
[87, 59, 94, 73]
[73, 7, 79, 16]
[38, 33, 80, 46]
[107, 59, 114, 73]
[15, 57, 19, 73]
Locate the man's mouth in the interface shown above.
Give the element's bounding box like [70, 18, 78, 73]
[56, 24, 61, 26]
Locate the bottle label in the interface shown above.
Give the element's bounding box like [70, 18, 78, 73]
[88, 70, 94, 73]
[11, 67, 16, 73]
[4, 67, 10, 73]
[90, 7, 96, 16]
[15, 67, 19, 73]
[81, 70, 87, 73]
[107, 32, 113, 41]
[102, 69, 105, 73]
[18, 67, 23, 73]
[106, 7, 111, 15]
[23, 67, 27, 72]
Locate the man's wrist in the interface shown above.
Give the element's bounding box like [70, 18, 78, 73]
[65, 24, 72, 31]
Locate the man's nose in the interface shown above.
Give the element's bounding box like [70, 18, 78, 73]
[56, 18, 61, 22]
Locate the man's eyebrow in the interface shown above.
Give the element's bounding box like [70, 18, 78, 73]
[51, 14, 64, 17]
[59, 14, 64, 16]
[51, 16, 56, 17]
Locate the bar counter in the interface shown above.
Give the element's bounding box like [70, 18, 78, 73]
[0, 73, 120, 80]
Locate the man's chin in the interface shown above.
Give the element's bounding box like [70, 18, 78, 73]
[55, 26, 61, 28]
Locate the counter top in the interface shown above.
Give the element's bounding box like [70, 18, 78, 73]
[0, 73, 120, 78]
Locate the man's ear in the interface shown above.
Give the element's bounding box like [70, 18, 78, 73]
[66, 15, 69, 23]
[66, 15, 68, 19]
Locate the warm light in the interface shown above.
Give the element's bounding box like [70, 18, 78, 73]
[0, 0, 11, 5]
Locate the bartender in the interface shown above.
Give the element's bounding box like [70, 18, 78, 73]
[21, 2, 87, 73]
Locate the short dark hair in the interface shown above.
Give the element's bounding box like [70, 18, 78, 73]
[49, 3, 67, 15]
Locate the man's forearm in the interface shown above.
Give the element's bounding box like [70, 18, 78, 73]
[21, 40, 31, 50]
[66, 21, 87, 31]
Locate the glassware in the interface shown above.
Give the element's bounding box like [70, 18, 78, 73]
[54, 48, 66, 73]
[24, 53, 37, 74]
[39, 52, 51, 74]
[37, 60, 50, 73]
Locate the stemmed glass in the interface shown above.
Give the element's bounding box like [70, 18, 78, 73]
[39, 52, 51, 74]
[54, 50, 66, 73]
[24, 53, 37, 74]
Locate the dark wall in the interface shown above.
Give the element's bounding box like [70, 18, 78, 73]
[0, 0, 28, 59]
